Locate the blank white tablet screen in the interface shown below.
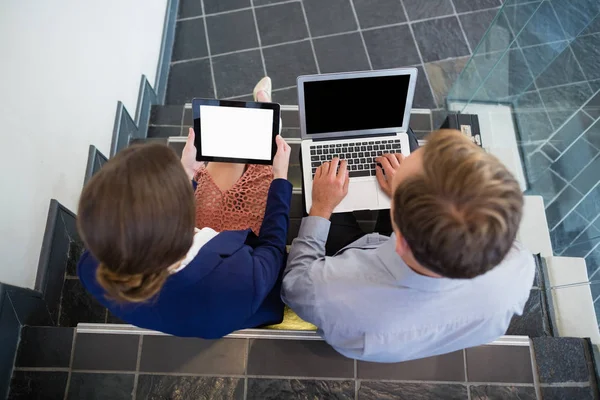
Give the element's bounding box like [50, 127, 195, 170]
[200, 105, 274, 160]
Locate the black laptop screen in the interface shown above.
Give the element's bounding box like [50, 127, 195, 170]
[303, 75, 411, 135]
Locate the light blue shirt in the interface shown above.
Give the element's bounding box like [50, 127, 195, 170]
[282, 216, 536, 362]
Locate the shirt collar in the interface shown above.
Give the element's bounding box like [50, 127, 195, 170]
[375, 234, 465, 292]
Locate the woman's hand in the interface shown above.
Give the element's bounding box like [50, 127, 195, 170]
[272, 135, 291, 180]
[181, 128, 204, 180]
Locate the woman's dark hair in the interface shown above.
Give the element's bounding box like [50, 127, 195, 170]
[77, 143, 196, 302]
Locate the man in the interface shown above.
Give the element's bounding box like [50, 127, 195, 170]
[282, 129, 535, 362]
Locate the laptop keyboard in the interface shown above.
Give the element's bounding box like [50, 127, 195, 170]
[310, 139, 402, 178]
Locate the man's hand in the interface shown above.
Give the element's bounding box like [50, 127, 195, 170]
[375, 153, 405, 197]
[273, 135, 291, 180]
[182, 128, 204, 180]
[310, 158, 349, 220]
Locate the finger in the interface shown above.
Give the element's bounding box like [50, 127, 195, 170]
[343, 169, 350, 194]
[375, 165, 389, 191]
[378, 156, 394, 176]
[329, 158, 340, 177]
[321, 161, 330, 175]
[275, 135, 285, 151]
[384, 153, 400, 169]
[338, 159, 348, 180]
[394, 153, 405, 163]
[186, 128, 195, 145]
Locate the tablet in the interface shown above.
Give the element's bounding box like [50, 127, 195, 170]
[192, 98, 280, 165]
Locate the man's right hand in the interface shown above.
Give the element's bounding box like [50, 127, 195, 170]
[375, 153, 405, 197]
[310, 158, 349, 220]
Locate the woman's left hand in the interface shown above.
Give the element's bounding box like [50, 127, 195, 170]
[182, 128, 203, 179]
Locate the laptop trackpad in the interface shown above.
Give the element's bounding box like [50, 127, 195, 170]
[335, 180, 378, 212]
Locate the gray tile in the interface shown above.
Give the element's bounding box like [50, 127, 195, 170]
[561, 223, 600, 258]
[552, 0, 600, 39]
[403, 0, 453, 20]
[67, 373, 134, 400]
[410, 112, 431, 131]
[9, 371, 68, 400]
[551, 137, 599, 181]
[541, 143, 560, 161]
[148, 126, 182, 138]
[313, 33, 370, 73]
[166, 59, 214, 104]
[513, 90, 553, 143]
[575, 184, 600, 223]
[584, 118, 600, 150]
[358, 382, 468, 400]
[452, 0, 500, 13]
[413, 66, 436, 109]
[550, 209, 589, 252]
[290, 191, 304, 217]
[183, 107, 193, 126]
[535, 47, 586, 89]
[466, 345, 534, 383]
[168, 141, 186, 158]
[459, 9, 500, 52]
[247, 379, 354, 400]
[505, 289, 546, 336]
[545, 185, 583, 230]
[206, 10, 258, 55]
[573, 155, 600, 194]
[212, 50, 264, 98]
[255, 2, 308, 46]
[273, 87, 299, 105]
[140, 336, 247, 375]
[282, 108, 300, 127]
[353, 0, 406, 28]
[303, 0, 357, 36]
[425, 57, 469, 107]
[515, 1, 566, 47]
[547, 110, 594, 153]
[362, 25, 420, 70]
[526, 168, 566, 206]
[263, 41, 317, 89]
[587, 250, 600, 282]
[15, 327, 74, 368]
[412, 17, 470, 63]
[178, 0, 203, 19]
[540, 386, 595, 400]
[203, 0, 250, 14]
[281, 127, 301, 139]
[533, 337, 590, 383]
[525, 151, 551, 182]
[72, 334, 139, 371]
[137, 375, 243, 400]
[247, 339, 354, 378]
[584, 91, 600, 119]
[172, 18, 208, 61]
[357, 351, 464, 381]
[58, 279, 106, 327]
[481, 49, 534, 99]
[150, 105, 183, 126]
[254, 0, 288, 4]
[470, 385, 536, 400]
[539, 82, 593, 129]
[521, 40, 569, 78]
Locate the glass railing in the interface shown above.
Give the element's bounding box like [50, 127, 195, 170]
[447, 0, 600, 327]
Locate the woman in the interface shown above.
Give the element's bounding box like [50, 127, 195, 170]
[77, 78, 293, 338]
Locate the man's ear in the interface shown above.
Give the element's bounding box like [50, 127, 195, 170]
[395, 231, 410, 257]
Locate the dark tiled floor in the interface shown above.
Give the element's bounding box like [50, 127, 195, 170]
[166, 0, 504, 107]
[14, 332, 562, 400]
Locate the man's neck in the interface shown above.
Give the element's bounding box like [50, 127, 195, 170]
[403, 256, 443, 278]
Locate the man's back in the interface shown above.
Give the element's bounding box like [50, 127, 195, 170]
[282, 221, 535, 362]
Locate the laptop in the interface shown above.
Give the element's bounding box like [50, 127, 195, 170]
[298, 68, 418, 213]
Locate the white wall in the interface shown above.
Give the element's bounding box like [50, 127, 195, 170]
[0, 0, 168, 288]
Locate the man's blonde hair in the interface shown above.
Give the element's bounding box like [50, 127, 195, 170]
[393, 129, 523, 278]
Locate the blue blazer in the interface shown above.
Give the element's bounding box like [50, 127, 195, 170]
[78, 178, 292, 338]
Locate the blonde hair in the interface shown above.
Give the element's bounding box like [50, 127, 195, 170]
[393, 129, 523, 278]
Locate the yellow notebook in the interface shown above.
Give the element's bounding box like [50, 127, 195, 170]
[264, 306, 317, 331]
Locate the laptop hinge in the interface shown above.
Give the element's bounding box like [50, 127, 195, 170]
[311, 132, 397, 142]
